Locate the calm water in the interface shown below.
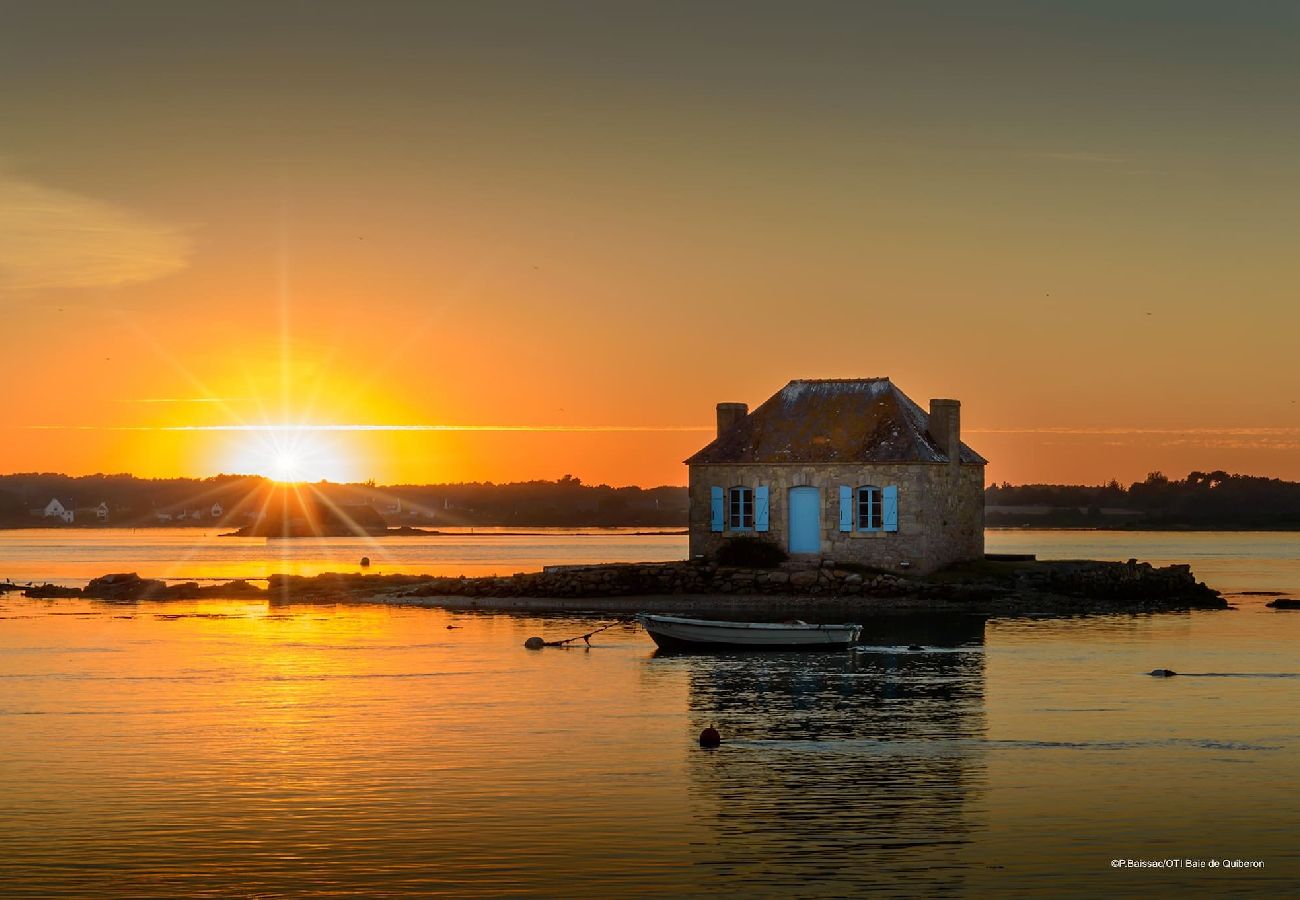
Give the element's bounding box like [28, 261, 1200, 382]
[1, 530, 1298, 896]
[4, 527, 1297, 595]
[0, 527, 688, 586]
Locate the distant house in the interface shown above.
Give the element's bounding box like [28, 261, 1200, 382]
[685, 378, 986, 575]
[210, 502, 224, 519]
[41, 498, 75, 524]
[73, 502, 110, 523]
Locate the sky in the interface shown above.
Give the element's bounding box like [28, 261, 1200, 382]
[3, 1, 1299, 487]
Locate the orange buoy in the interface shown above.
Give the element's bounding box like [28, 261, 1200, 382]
[699, 726, 721, 748]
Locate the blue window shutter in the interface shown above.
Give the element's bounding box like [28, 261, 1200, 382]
[754, 485, 769, 532]
[883, 485, 899, 532]
[838, 485, 852, 532]
[710, 486, 724, 532]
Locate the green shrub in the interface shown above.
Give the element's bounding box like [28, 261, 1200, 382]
[715, 536, 788, 569]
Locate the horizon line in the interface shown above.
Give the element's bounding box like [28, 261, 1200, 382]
[7, 423, 1300, 437]
[11, 423, 717, 433]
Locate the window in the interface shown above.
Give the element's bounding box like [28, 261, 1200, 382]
[857, 485, 882, 530]
[728, 486, 754, 530]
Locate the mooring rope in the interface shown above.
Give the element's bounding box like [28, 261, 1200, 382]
[543, 621, 621, 647]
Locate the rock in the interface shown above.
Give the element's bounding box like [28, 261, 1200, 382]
[23, 584, 82, 598]
[1148, 669, 1177, 677]
[63, 555, 1227, 612]
[523, 637, 545, 650]
[1266, 598, 1300, 610]
[84, 572, 167, 601]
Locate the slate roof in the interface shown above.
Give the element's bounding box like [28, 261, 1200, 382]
[685, 378, 987, 466]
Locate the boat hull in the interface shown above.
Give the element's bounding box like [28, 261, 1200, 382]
[637, 614, 861, 652]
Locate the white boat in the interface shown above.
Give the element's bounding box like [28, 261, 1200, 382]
[637, 613, 862, 652]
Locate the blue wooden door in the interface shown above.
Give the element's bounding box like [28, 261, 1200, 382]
[788, 486, 821, 554]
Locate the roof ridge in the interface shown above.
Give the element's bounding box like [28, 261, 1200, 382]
[786, 377, 891, 384]
[686, 377, 987, 466]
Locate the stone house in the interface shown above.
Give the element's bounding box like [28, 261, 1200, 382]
[685, 378, 986, 575]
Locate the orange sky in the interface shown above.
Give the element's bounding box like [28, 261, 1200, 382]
[3, 3, 1299, 487]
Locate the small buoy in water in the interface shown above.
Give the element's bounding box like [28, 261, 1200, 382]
[524, 636, 545, 650]
[699, 726, 721, 748]
[360, 556, 371, 567]
[907, 644, 924, 651]
[1149, 668, 1177, 677]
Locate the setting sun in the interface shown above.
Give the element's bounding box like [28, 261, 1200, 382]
[223, 427, 355, 484]
[269, 448, 309, 483]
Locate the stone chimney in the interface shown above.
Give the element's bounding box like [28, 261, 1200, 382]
[929, 399, 961, 463]
[716, 402, 748, 439]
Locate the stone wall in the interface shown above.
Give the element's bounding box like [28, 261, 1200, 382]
[29, 559, 1227, 614]
[390, 558, 1223, 612]
[687, 463, 984, 574]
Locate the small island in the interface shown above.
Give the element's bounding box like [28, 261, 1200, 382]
[23, 553, 1226, 617]
[216, 493, 391, 537]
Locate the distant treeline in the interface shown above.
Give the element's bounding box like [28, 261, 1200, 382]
[6, 469, 1300, 531]
[0, 472, 688, 528]
[986, 471, 1300, 529]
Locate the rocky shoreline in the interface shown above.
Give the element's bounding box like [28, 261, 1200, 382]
[20, 556, 1227, 616]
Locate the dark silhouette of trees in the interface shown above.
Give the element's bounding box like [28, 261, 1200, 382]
[987, 471, 1300, 528]
[8, 469, 1300, 530]
[0, 473, 688, 528]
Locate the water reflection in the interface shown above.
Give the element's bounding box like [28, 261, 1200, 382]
[0, 527, 689, 585]
[4, 593, 1298, 895]
[657, 615, 987, 895]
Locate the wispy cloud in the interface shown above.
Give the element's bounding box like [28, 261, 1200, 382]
[116, 398, 245, 404]
[11, 423, 715, 433]
[1028, 151, 1129, 165]
[0, 170, 192, 291]
[968, 426, 1300, 451]
[968, 427, 1300, 436]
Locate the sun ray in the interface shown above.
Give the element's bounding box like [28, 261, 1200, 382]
[114, 312, 255, 434]
[126, 476, 269, 589]
[304, 483, 390, 555]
